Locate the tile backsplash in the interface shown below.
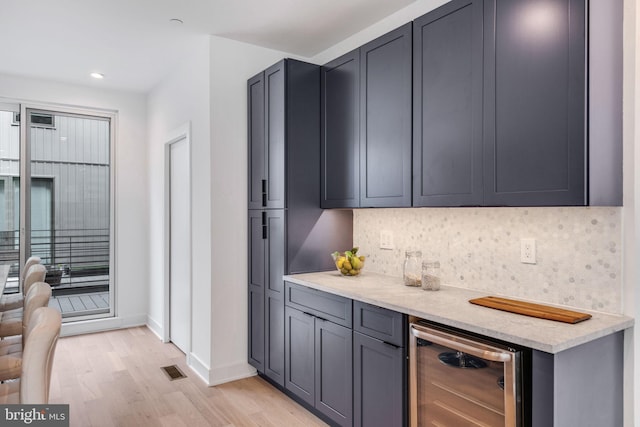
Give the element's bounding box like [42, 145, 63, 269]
[353, 207, 622, 314]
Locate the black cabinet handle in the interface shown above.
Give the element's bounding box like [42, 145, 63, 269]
[383, 341, 401, 350]
[261, 212, 267, 239]
[261, 179, 267, 206]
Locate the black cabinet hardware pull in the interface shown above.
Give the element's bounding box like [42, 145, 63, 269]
[261, 179, 267, 206]
[261, 212, 267, 239]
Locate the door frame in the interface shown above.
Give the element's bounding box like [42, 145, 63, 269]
[163, 122, 192, 347]
[19, 103, 117, 321]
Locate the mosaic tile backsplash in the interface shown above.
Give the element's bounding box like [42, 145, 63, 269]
[353, 207, 622, 314]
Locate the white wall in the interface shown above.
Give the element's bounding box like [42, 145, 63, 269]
[146, 36, 212, 381]
[208, 36, 295, 385]
[0, 73, 149, 334]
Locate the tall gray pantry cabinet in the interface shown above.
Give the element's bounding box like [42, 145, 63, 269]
[247, 59, 353, 388]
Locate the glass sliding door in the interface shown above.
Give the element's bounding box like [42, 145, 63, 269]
[26, 108, 113, 320]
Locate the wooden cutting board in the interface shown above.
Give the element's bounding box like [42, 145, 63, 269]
[469, 296, 592, 324]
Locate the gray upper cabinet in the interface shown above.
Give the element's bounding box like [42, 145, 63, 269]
[360, 23, 412, 207]
[248, 61, 285, 209]
[248, 73, 266, 210]
[413, 0, 484, 207]
[321, 23, 412, 208]
[483, 0, 586, 206]
[321, 50, 360, 208]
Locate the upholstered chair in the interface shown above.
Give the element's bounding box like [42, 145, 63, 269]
[0, 256, 41, 312]
[0, 264, 47, 318]
[0, 282, 52, 380]
[0, 307, 62, 404]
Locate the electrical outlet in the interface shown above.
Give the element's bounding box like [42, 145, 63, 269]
[520, 238, 536, 264]
[380, 230, 394, 250]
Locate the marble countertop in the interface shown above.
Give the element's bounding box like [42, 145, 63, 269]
[283, 271, 634, 353]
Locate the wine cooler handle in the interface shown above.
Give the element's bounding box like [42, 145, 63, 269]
[410, 323, 511, 363]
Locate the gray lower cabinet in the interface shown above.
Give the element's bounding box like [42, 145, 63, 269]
[285, 306, 353, 427]
[353, 333, 405, 427]
[353, 301, 407, 427]
[248, 209, 285, 386]
[531, 332, 623, 427]
[285, 306, 315, 406]
[285, 283, 354, 426]
[315, 319, 353, 426]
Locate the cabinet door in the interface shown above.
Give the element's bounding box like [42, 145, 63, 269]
[413, 0, 484, 207]
[248, 72, 266, 209]
[353, 332, 405, 427]
[360, 23, 412, 207]
[264, 61, 286, 209]
[315, 319, 353, 426]
[264, 210, 285, 385]
[247, 211, 266, 370]
[483, 0, 586, 206]
[321, 49, 360, 208]
[285, 307, 315, 406]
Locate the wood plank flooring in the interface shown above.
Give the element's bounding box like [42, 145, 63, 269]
[49, 326, 327, 427]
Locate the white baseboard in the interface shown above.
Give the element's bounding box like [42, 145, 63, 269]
[187, 352, 211, 385]
[209, 361, 257, 386]
[146, 315, 164, 341]
[60, 313, 146, 337]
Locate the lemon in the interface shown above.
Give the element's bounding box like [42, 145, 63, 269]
[351, 257, 361, 270]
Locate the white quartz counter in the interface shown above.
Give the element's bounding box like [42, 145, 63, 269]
[283, 271, 634, 353]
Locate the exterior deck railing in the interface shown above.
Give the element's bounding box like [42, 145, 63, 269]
[0, 228, 109, 291]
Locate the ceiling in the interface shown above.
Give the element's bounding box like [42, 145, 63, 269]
[0, 0, 415, 93]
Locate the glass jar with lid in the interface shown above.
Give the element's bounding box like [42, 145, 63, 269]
[422, 260, 441, 291]
[403, 251, 422, 287]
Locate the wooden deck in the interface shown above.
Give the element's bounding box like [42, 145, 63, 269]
[49, 291, 110, 317]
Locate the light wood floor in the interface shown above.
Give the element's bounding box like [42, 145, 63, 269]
[49, 326, 328, 427]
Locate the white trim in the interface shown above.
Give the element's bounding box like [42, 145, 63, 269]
[163, 122, 192, 351]
[187, 352, 211, 385]
[146, 315, 164, 340]
[209, 361, 257, 386]
[60, 313, 146, 337]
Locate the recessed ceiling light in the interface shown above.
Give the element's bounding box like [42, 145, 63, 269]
[90, 72, 104, 79]
[169, 18, 184, 25]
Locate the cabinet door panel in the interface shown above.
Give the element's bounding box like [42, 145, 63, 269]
[321, 50, 360, 208]
[266, 211, 285, 294]
[413, 0, 483, 206]
[354, 332, 405, 427]
[265, 61, 286, 208]
[315, 319, 353, 426]
[248, 286, 264, 371]
[248, 210, 265, 288]
[248, 73, 266, 209]
[265, 293, 284, 386]
[285, 307, 315, 406]
[483, 0, 586, 205]
[264, 210, 285, 385]
[360, 23, 412, 207]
